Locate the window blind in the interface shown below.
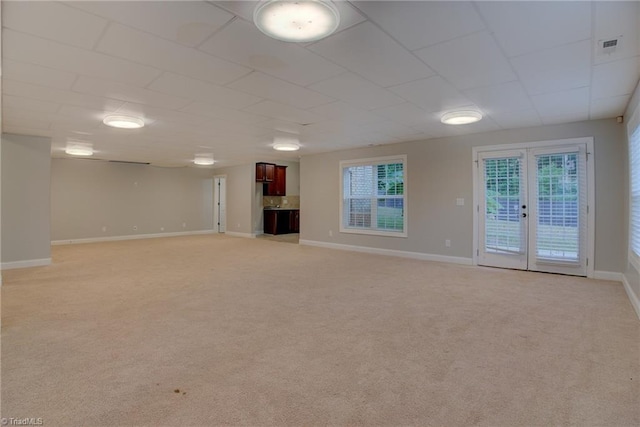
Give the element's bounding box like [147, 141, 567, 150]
[630, 125, 640, 258]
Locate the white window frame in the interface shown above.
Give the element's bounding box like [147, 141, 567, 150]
[339, 155, 407, 237]
[627, 105, 640, 272]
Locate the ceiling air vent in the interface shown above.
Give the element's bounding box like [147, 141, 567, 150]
[596, 35, 622, 57]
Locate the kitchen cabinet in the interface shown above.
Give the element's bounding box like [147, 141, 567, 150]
[263, 209, 299, 235]
[256, 162, 275, 182]
[264, 165, 287, 196]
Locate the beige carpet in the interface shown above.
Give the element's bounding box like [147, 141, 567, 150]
[1, 234, 638, 426]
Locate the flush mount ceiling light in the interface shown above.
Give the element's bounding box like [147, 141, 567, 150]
[103, 115, 145, 129]
[440, 110, 483, 125]
[193, 154, 215, 166]
[65, 142, 93, 156]
[253, 0, 340, 43]
[273, 135, 301, 151]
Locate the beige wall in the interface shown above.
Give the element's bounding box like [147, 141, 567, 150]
[51, 158, 213, 241]
[1, 133, 51, 266]
[301, 118, 626, 273]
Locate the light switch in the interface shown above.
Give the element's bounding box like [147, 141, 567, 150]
[456, 198, 464, 206]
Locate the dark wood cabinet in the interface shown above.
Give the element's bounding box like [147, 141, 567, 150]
[289, 210, 300, 233]
[256, 162, 275, 182]
[264, 165, 287, 196]
[263, 209, 299, 235]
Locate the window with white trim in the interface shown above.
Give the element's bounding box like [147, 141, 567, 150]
[340, 155, 407, 237]
[629, 124, 640, 259]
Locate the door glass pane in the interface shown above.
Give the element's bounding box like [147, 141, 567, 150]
[535, 153, 579, 261]
[484, 157, 522, 254]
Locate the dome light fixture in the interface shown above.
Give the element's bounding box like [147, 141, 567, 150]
[103, 115, 145, 129]
[65, 142, 94, 156]
[440, 110, 483, 125]
[253, 0, 340, 43]
[194, 154, 215, 166]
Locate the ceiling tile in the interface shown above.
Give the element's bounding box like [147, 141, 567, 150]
[3, 1, 108, 50]
[65, 1, 233, 47]
[463, 82, 533, 114]
[3, 29, 160, 87]
[489, 109, 542, 130]
[308, 101, 381, 125]
[113, 103, 207, 127]
[148, 72, 261, 110]
[199, 19, 345, 86]
[591, 56, 640, 100]
[73, 76, 191, 110]
[511, 40, 592, 96]
[2, 94, 61, 114]
[242, 100, 325, 125]
[308, 72, 405, 110]
[593, 1, 640, 64]
[476, 1, 592, 57]
[181, 102, 269, 125]
[2, 59, 77, 90]
[3, 116, 51, 131]
[227, 72, 335, 109]
[370, 103, 432, 128]
[415, 32, 517, 91]
[96, 23, 251, 86]
[389, 76, 472, 113]
[308, 22, 434, 87]
[590, 95, 630, 120]
[531, 87, 590, 124]
[352, 1, 485, 51]
[4, 79, 125, 112]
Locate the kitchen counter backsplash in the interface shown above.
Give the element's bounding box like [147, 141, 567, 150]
[263, 195, 299, 209]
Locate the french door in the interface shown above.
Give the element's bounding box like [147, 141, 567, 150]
[477, 143, 589, 276]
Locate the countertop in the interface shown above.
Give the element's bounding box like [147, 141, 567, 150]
[264, 207, 299, 211]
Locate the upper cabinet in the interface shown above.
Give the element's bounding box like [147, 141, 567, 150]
[256, 162, 275, 182]
[264, 165, 287, 196]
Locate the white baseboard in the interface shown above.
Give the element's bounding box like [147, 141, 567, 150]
[593, 271, 624, 281]
[299, 239, 473, 265]
[622, 274, 640, 320]
[2, 258, 52, 270]
[225, 231, 257, 238]
[51, 230, 215, 245]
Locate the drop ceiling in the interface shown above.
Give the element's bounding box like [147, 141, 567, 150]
[1, 1, 639, 167]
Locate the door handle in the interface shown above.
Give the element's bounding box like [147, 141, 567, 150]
[522, 213, 527, 218]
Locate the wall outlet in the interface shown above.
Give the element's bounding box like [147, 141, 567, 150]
[133, 225, 138, 231]
[237, 223, 241, 228]
[182, 222, 186, 228]
[283, 199, 288, 204]
[445, 239, 451, 247]
[329, 230, 333, 237]
[102, 226, 107, 232]
[160, 227, 165, 231]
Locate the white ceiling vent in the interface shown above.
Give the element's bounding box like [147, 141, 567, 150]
[596, 35, 622, 57]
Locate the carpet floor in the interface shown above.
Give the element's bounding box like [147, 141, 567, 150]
[1, 234, 639, 426]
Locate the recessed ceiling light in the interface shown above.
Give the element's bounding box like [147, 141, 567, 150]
[65, 143, 93, 156]
[194, 155, 215, 166]
[253, 0, 340, 43]
[103, 115, 145, 129]
[440, 110, 483, 125]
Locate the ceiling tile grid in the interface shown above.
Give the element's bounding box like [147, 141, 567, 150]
[0, 0, 638, 167]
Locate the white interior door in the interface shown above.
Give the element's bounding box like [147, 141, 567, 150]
[214, 177, 226, 233]
[476, 143, 589, 276]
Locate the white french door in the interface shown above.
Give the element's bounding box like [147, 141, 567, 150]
[476, 143, 590, 276]
[214, 176, 226, 233]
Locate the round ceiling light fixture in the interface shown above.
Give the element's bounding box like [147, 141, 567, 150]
[193, 154, 215, 166]
[103, 115, 145, 129]
[440, 110, 483, 125]
[253, 0, 340, 43]
[273, 135, 301, 151]
[65, 142, 94, 156]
